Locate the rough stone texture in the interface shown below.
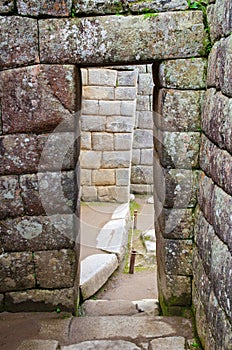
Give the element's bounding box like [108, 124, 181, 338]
[5, 288, 75, 312]
[62, 340, 141, 350]
[17, 339, 59, 350]
[131, 166, 153, 184]
[207, 0, 232, 42]
[0, 252, 35, 292]
[92, 169, 115, 186]
[128, 0, 188, 13]
[0, 65, 78, 134]
[154, 89, 203, 131]
[34, 250, 76, 289]
[0, 16, 39, 69]
[154, 58, 207, 89]
[149, 336, 186, 350]
[0, 0, 14, 13]
[17, 0, 72, 17]
[0, 175, 24, 219]
[102, 151, 131, 168]
[98, 186, 129, 203]
[133, 129, 153, 149]
[0, 214, 75, 252]
[39, 12, 207, 65]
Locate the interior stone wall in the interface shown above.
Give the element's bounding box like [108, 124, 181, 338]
[1, 6, 227, 349]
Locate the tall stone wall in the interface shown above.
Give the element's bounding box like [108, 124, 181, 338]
[192, 0, 232, 349]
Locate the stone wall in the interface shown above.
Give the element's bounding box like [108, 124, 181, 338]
[80, 67, 137, 203]
[192, 0, 232, 349]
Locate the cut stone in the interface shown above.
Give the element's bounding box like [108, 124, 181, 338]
[61, 340, 141, 350]
[80, 299, 138, 316]
[17, 339, 59, 350]
[149, 336, 186, 350]
[80, 254, 118, 300]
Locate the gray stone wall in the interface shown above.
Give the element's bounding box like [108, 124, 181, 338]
[192, 1, 232, 349]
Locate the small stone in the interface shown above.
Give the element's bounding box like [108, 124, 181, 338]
[149, 336, 186, 350]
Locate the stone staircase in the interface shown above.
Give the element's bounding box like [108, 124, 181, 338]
[16, 299, 197, 350]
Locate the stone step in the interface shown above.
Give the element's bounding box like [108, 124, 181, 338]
[80, 299, 160, 316]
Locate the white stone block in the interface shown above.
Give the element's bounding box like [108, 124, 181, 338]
[82, 100, 99, 115]
[81, 68, 88, 86]
[62, 340, 141, 350]
[81, 131, 91, 150]
[141, 149, 153, 165]
[80, 254, 118, 300]
[116, 169, 130, 186]
[99, 100, 121, 116]
[88, 69, 117, 86]
[121, 101, 136, 116]
[138, 73, 153, 95]
[92, 169, 115, 185]
[133, 129, 153, 148]
[92, 132, 114, 151]
[114, 133, 132, 150]
[137, 111, 153, 129]
[149, 337, 186, 350]
[80, 151, 102, 169]
[83, 86, 115, 100]
[81, 115, 106, 132]
[117, 70, 138, 86]
[106, 116, 134, 133]
[136, 95, 151, 111]
[115, 87, 137, 100]
[81, 169, 92, 186]
[132, 149, 141, 165]
[81, 186, 97, 201]
[102, 151, 131, 168]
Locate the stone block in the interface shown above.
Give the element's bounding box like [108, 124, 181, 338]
[0, 175, 24, 219]
[133, 129, 153, 149]
[115, 87, 137, 100]
[0, 65, 77, 133]
[17, 0, 72, 16]
[92, 132, 113, 151]
[131, 165, 153, 184]
[130, 184, 153, 195]
[81, 186, 97, 201]
[81, 100, 99, 115]
[221, 35, 232, 97]
[137, 111, 153, 129]
[80, 151, 101, 169]
[197, 172, 215, 225]
[92, 169, 115, 186]
[73, 0, 124, 15]
[116, 169, 130, 186]
[150, 337, 185, 350]
[154, 130, 200, 169]
[121, 101, 136, 116]
[34, 249, 76, 289]
[38, 132, 76, 171]
[0, 134, 40, 175]
[208, 0, 232, 42]
[0, 0, 14, 13]
[20, 171, 75, 215]
[102, 151, 131, 168]
[39, 12, 207, 65]
[83, 86, 115, 100]
[17, 340, 59, 350]
[81, 132, 91, 150]
[132, 149, 141, 165]
[159, 208, 195, 239]
[62, 340, 140, 350]
[81, 299, 138, 316]
[81, 68, 88, 85]
[80, 254, 118, 300]
[154, 89, 203, 131]
[114, 133, 132, 151]
[0, 252, 35, 292]
[0, 16, 38, 69]
[81, 115, 106, 132]
[5, 288, 75, 312]
[128, 0, 188, 12]
[98, 186, 129, 203]
[99, 101, 121, 116]
[136, 95, 151, 111]
[81, 169, 92, 186]
[0, 214, 75, 252]
[117, 70, 138, 86]
[207, 42, 220, 87]
[88, 69, 117, 86]
[106, 116, 134, 133]
[155, 58, 207, 89]
[138, 72, 153, 95]
[140, 149, 153, 165]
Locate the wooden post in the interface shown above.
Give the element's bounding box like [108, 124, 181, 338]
[129, 250, 136, 274]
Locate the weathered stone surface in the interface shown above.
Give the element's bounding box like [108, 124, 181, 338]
[155, 58, 207, 89]
[80, 169, 91, 185]
[34, 249, 76, 288]
[18, 0, 72, 16]
[197, 172, 215, 225]
[133, 129, 153, 149]
[0, 134, 39, 175]
[137, 111, 153, 129]
[159, 208, 195, 239]
[81, 299, 138, 316]
[138, 73, 153, 95]
[128, 0, 188, 13]
[92, 169, 115, 186]
[92, 133, 114, 151]
[80, 254, 118, 300]
[39, 12, 207, 65]
[81, 151, 101, 169]
[0, 214, 75, 252]
[20, 171, 75, 215]
[102, 151, 131, 168]
[73, 0, 124, 15]
[140, 149, 153, 165]
[0, 0, 14, 13]
[62, 340, 140, 350]
[154, 130, 200, 169]
[206, 42, 221, 88]
[0, 252, 35, 292]
[99, 101, 121, 116]
[98, 186, 129, 203]
[154, 89, 203, 131]
[88, 68, 117, 86]
[150, 336, 185, 350]
[81, 132, 91, 150]
[116, 168, 130, 186]
[0, 16, 39, 69]
[114, 133, 132, 151]
[106, 116, 134, 133]
[17, 339, 59, 350]
[38, 132, 76, 171]
[5, 288, 75, 312]
[81, 100, 100, 115]
[115, 87, 137, 100]
[208, 0, 232, 42]
[81, 115, 106, 131]
[117, 70, 138, 86]
[121, 101, 136, 116]
[132, 149, 141, 165]
[221, 35, 232, 97]
[130, 184, 153, 195]
[83, 86, 115, 100]
[136, 95, 151, 111]
[131, 165, 153, 184]
[0, 175, 24, 219]
[81, 186, 97, 201]
[0, 65, 77, 133]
